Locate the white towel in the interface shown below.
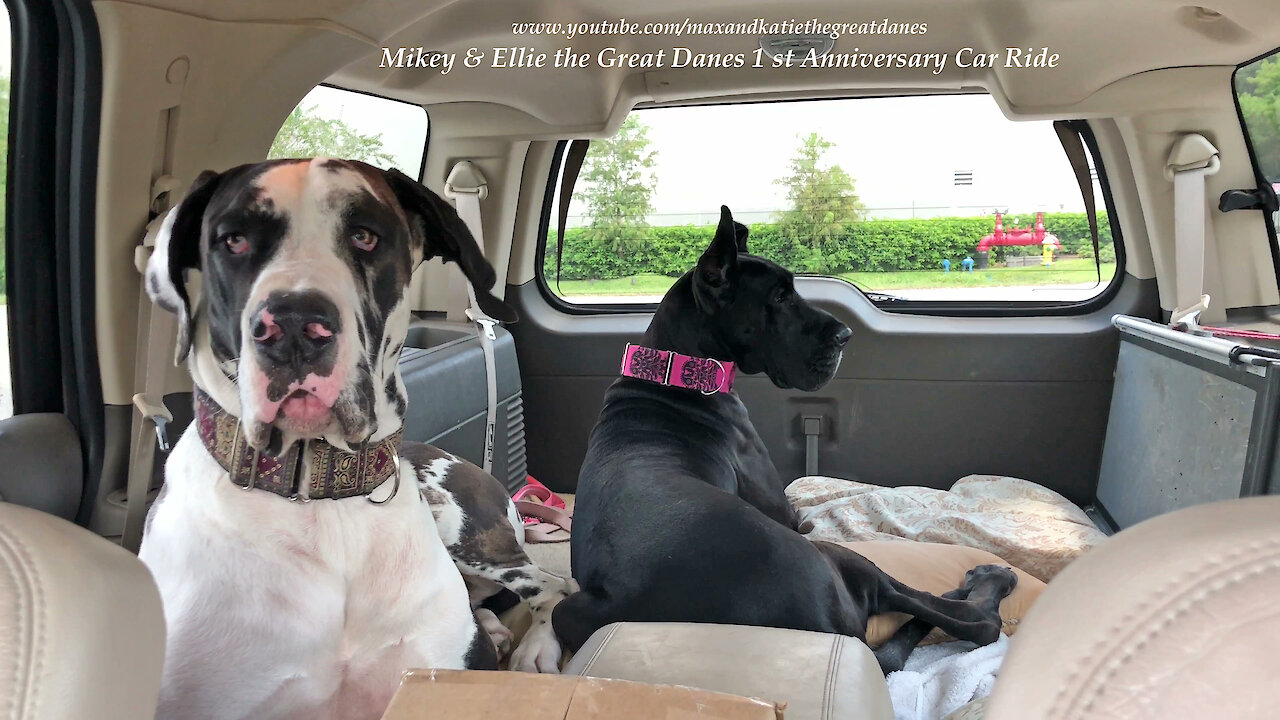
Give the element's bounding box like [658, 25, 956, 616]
[886, 635, 1009, 720]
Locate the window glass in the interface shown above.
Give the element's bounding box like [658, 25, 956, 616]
[270, 85, 428, 177]
[1235, 53, 1280, 230]
[0, 3, 11, 418]
[545, 95, 1116, 306]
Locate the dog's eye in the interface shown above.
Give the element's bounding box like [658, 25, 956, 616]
[222, 234, 249, 255]
[350, 227, 379, 252]
[774, 288, 788, 303]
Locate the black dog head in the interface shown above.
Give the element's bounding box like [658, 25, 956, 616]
[144, 158, 515, 452]
[683, 205, 851, 391]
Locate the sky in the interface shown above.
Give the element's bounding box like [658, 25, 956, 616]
[312, 89, 1095, 227]
[626, 94, 1095, 225]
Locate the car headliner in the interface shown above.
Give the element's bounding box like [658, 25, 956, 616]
[114, 0, 1280, 132]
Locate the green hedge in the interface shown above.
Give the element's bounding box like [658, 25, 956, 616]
[546, 212, 1112, 280]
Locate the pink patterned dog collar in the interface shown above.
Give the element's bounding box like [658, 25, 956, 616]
[619, 343, 736, 395]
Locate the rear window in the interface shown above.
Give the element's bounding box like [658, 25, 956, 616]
[269, 85, 428, 177]
[543, 95, 1116, 307]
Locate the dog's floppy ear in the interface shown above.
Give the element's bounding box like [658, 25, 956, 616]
[382, 168, 517, 324]
[694, 205, 741, 307]
[144, 169, 223, 364]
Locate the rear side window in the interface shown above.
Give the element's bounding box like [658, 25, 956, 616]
[0, 4, 11, 418]
[269, 85, 428, 177]
[1235, 52, 1280, 231]
[543, 95, 1116, 308]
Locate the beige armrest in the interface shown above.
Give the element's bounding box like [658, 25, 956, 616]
[565, 622, 893, 720]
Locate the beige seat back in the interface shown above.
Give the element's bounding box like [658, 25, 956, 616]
[0, 502, 165, 720]
[986, 495, 1280, 720]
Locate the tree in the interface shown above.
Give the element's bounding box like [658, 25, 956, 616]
[1238, 56, 1280, 182]
[578, 114, 657, 257]
[269, 104, 394, 167]
[774, 132, 864, 251]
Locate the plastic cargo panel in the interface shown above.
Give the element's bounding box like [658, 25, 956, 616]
[1095, 316, 1280, 531]
[399, 321, 527, 493]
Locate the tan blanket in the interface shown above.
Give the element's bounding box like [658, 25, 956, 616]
[786, 475, 1106, 582]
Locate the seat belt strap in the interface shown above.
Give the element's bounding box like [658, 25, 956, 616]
[1053, 121, 1101, 284]
[445, 161, 499, 475]
[555, 140, 590, 284]
[122, 175, 183, 553]
[1165, 133, 1225, 326]
[802, 416, 822, 475]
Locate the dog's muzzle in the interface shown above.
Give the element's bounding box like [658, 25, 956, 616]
[252, 290, 340, 370]
[247, 289, 349, 432]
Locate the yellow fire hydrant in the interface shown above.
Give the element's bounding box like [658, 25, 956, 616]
[1042, 235, 1057, 266]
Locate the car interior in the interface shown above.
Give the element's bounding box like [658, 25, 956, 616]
[3, 0, 1280, 718]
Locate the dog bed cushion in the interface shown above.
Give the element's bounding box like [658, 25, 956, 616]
[510, 535, 1042, 652]
[843, 541, 1045, 647]
[789, 475, 1107, 582]
[506, 494, 1045, 662]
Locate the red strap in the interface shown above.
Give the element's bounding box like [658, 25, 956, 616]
[512, 475, 566, 510]
[1194, 325, 1280, 341]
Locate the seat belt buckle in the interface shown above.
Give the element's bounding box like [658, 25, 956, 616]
[132, 393, 174, 453]
[465, 308, 498, 340]
[1171, 294, 1213, 335]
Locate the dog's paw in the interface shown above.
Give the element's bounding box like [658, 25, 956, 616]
[475, 608, 514, 657]
[509, 621, 563, 674]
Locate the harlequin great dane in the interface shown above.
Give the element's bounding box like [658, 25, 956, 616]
[139, 159, 572, 720]
[554, 206, 1018, 673]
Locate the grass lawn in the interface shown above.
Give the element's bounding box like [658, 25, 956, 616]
[843, 258, 1118, 290]
[551, 259, 1117, 297]
[550, 274, 686, 297]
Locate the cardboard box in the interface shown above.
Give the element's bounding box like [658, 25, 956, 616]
[382, 669, 784, 720]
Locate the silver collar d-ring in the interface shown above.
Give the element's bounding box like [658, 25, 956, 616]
[367, 452, 402, 505]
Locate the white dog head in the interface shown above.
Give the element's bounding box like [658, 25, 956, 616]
[145, 159, 515, 454]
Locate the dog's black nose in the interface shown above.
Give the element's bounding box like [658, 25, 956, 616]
[833, 325, 853, 348]
[252, 291, 341, 366]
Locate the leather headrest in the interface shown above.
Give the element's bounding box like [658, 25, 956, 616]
[986, 496, 1280, 720]
[0, 503, 166, 719]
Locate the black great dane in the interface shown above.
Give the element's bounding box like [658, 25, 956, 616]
[552, 206, 1016, 673]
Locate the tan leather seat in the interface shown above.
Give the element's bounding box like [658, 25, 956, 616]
[564, 622, 893, 720]
[0, 502, 165, 720]
[987, 495, 1280, 720]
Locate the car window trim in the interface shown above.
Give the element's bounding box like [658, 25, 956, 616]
[533, 101, 1126, 318]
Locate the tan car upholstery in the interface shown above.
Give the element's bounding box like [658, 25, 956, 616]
[0, 503, 165, 720]
[564, 622, 893, 720]
[986, 495, 1280, 720]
